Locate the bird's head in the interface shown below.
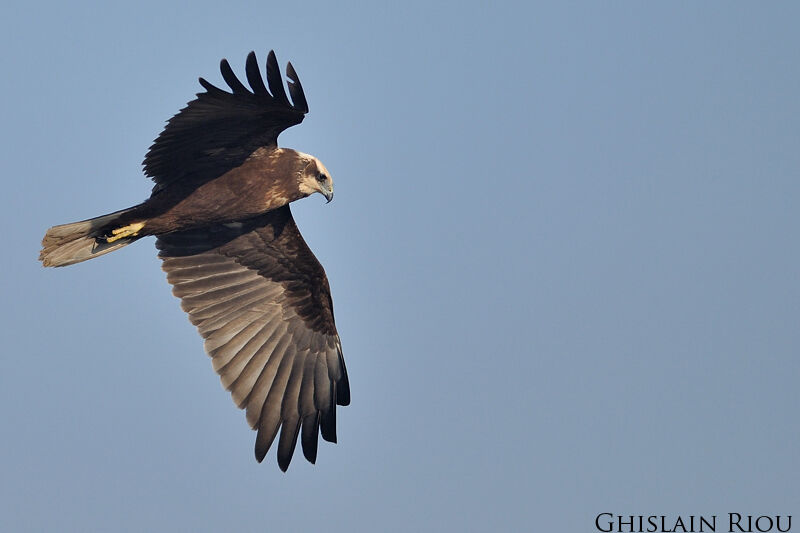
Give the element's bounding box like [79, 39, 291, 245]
[297, 154, 334, 203]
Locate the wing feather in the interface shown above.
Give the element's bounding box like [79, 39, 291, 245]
[266, 51, 291, 107]
[185, 285, 275, 321]
[245, 51, 270, 96]
[171, 269, 257, 296]
[157, 205, 348, 470]
[220, 59, 250, 95]
[314, 351, 331, 411]
[301, 412, 320, 463]
[226, 321, 288, 406]
[180, 277, 264, 307]
[320, 388, 337, 443]
[212, 312, 281, 375]
[196, 294, 278, 335]
[298, 352, 319, 462]
[254, 337, 295, 462]
[286, 62, 308, 113]
[277, 416, 301, 472]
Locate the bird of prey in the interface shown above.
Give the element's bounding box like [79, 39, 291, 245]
[39, 51, 350, 471]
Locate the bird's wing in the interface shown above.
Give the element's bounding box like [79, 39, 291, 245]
[156, 206, 349, 471]
[144, 51, 309, 193]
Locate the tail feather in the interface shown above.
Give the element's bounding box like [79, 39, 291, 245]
[40, 207, 140, 267]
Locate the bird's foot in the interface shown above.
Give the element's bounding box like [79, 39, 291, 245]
[106, 222, 145, 243]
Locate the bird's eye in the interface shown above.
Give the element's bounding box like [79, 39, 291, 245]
[317, 173, 327, 183]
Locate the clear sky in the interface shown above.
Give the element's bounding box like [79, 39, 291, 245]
[2, 2, 798, 531]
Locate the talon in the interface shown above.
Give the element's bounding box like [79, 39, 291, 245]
[106, 222, 145, 243]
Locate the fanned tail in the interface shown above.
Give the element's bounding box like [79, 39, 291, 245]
[39, 207, 141, 267]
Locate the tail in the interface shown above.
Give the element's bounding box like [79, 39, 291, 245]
[39, 207, 142, 267]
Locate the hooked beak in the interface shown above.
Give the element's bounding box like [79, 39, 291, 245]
[323, 186, 334, 203]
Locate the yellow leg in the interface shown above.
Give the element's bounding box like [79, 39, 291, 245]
[106, 222, 145, 243]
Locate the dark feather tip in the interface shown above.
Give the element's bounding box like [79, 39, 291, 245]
[245, 51, 269, 96]
[220, 58, 249, 94]
[266, 51, 290, 106]
[285, 62, 309, 113]
[198, 77, 224, 95]
[301, 414, 320, 464]
[255, 445, 267, 463]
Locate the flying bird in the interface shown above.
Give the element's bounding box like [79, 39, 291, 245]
[39, 51, 350, 471]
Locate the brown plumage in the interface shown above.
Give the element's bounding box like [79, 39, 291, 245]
[39, 51, 349, 471]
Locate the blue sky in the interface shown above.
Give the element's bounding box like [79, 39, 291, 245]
[2, 2, 799, 531]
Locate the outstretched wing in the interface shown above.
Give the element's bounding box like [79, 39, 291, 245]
[144, 51, 309, 193]
[156, 206, 349, 471]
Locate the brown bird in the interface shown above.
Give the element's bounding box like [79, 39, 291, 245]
[39, 51, 349, 471]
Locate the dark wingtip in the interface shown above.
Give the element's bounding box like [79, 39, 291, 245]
[320, 402, 337, 443]
[277, 447, 292, 472]
[276, 420, 301, 472]
[220, 58, 249, 94]
[336, 347, 351, 406]
[198, 77, 225, 95]
[301, 414, 320, 464]
[265, 50, 291, 106]
[286, 62, 309, 113]
[255, 445, 267, 463]
[245, 50, 269, 96]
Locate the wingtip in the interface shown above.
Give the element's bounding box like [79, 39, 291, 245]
[254, 445, 267, 463]
[277, 454, 291, 472]
[286, 61, 298, 82]
[320, 407, 338, 443]
[219, 57, 249, 94]
[301, 415, 320, 464]
[285, 62, 309, 113]
[245, 50, 269, 96]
